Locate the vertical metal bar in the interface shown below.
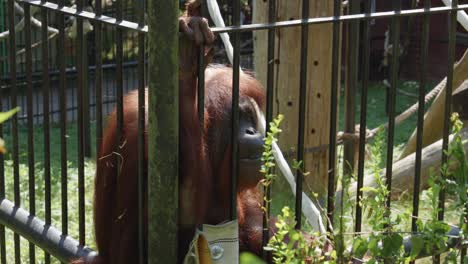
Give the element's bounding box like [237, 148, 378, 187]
[435, 0, 457, 262]
[95, 0, 103, 162]
[58, 0, 68, 244]
[296, 0, 309, 230]
[7, 0, 20, 262]
[327, 0, 341, 234]
[41, 0, 52, 263]
[231, 0, 241, 220]
[0, 45, 5, 264]
[83, 27, 91, 158]
[24, 3, 36, 263]
[438, 0, 457, 222]
[410, 1, 430, 255]
[76, 0, 86, 246]
[385, 0, 401, 214]
[197, 0, 206, 129]
[41, 1, 51, 262]
[343, 0, 359, 178]
[147, 0, 179, 262]
[262, 0, 276, 258]
[115, 0, 124, 252]
[355, 0, 371, 234]
[137, 0, 146, 262]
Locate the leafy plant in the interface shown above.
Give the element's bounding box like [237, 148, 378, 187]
[260, 114, 284, 220]
[0, 107, 20, 153]
[265, 206, 334, 264]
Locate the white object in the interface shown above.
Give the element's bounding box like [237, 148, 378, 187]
[441, 0, 468, 31]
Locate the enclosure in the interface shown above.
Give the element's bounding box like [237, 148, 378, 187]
[0, 0, 466, 263]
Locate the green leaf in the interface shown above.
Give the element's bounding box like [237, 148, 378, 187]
[0, 107, 19, 124]
[409, 236, 424, 260]
[240, 252, 266, 264]
[382, 233, 403, 257]
[352, 237, 368, 258]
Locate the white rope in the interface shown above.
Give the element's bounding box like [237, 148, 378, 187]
[206, 0, 243, 73]
[250, 98, 326, 234]
[441, 0, 468, 31]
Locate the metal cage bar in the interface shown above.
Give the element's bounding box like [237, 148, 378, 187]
[230, 0, 241, 220]
[410, 1, 431, 261]
[435, 0, 458, 262]
[355, 0, 372, 234]
[40, 1, 52, 262]
[24, 3, 36, 262]
[57, 0, 68, 252]
[327, 0, 341, 234]
[0, 0, 465, 262]
[384, 0, 402, 215]
[7, 0, 20, 262]
[76, 0, 86, 246]
[262, 0, 276, 258]
[137, 0, 146, 262]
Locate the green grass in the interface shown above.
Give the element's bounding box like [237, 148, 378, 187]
[1, 122, 97, 263]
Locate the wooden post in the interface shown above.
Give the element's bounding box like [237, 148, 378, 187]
[147, 0, 179, 263]
[253, 1, 336, 196]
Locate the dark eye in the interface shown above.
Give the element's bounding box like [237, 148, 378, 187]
[245, 128, 256, 135]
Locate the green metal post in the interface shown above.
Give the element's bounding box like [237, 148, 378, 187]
[147, 0, 179, 263]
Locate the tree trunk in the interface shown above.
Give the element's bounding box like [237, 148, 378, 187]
[344, 128, 468, 200]
[399, 48, 468, 159]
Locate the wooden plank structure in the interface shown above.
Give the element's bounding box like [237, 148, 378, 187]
[253, 1, 336, 196]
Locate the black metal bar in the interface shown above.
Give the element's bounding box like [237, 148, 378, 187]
[19, 0, 148, 32]
[58, 0, 68, 243]
[230, 0, 240, 220]
[137, 0, 146, 262]
[0, 198, 97, 263]
[343, 0, 359, 178]
[210, 4, 468, 33]
[197, 0, 207, 130]
[0, 48, 5, 264]
[24, 3, 36, 262]
[327, 0, 341, 234]
[40, 2, 51, 262]
[385, 0, 401, 213]
[115, 0, 125, 249]
[197, 47, 205, 129]
[262, 0, 276, 258]
[435, 1, 458, 262]
[83, 29, 91, 158]
[410, 0, 430, 255]
[355, 0, 371, 234]
[21, 0, 468, 33]
[8, 0, 20, 262]
[95, 0, 103, 154]
[76, 0, 86, 246]
[438, 0, 457, 222]
[296, 0, 309, 230]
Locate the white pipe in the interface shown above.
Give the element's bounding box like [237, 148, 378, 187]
[441, 0, 468, 31]
[250, 99, 326, 234]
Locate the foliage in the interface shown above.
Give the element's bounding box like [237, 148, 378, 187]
[0, 107, 19, 154]
[260, 114, 284, 219]
[265, 207, 335, 264]
[356, 129, 409, 263]
[262, 113, 467, 263]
